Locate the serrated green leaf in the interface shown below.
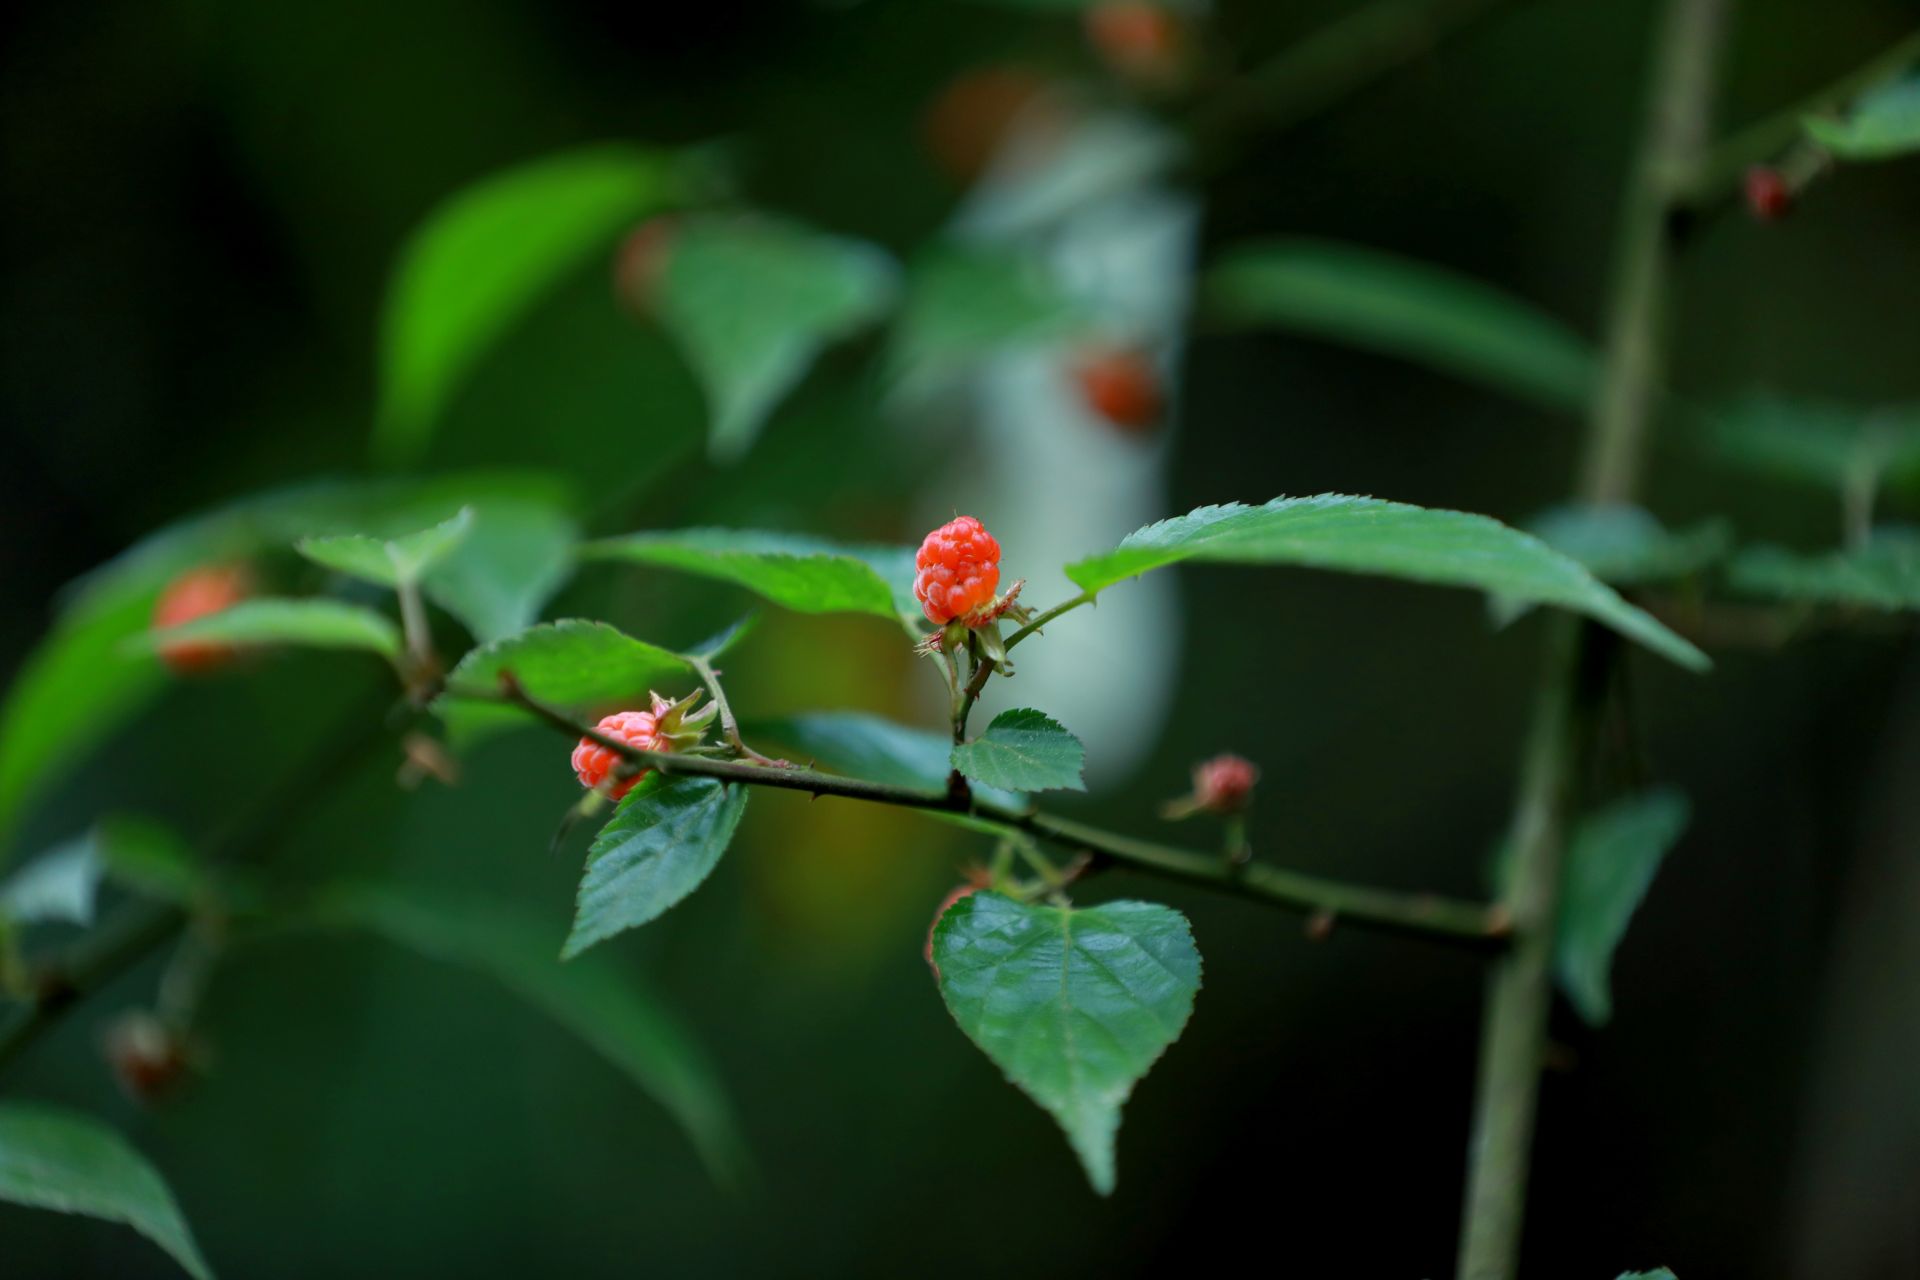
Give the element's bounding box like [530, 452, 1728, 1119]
[745, 712, 1026, 809]
[1205, 239, 1595, 413]
[933, 892, 1200, 1194]
[951, 708, 1086, 793]
[1557, 788, 1689, 1026]
[565, 776, 749, 959]
[582, 528, 915, 619]
[889, 243, 1093, 383]
[435, 619, 692, 748]
[420, 500, 579, 642]
[1066, 495, 1708, 671]
[147, 599, 402, 662]
[0, 836, 104, 927]
[0, 1103, 214, 1279]
[654, 214, 897, 461]
[374, 145, 693, 466]
[1726, 530, 1920, 611]
[1703, 395, 1920, 493]
[311, 883, 746, 1184]
[296, 508, 473, 587]
[1806, 75, 1920, 160]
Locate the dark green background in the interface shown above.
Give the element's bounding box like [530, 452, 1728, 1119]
[4, 0, 1917, 1276]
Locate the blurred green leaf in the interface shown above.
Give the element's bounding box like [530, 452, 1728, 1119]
[297, 508, 474, 587]
[932, 892, 1200, 1194]
[746, 712, 1025, 809]
[1703, 395, 1920, 493]
[1522, 506, 1732, 584]
[1618, 1269, 1679, 1279]
[421, 500, 579, 642]
[0, 590, 162, 860]
[951, 708, 1085, 793]
[0, 1103, 214, 1279]
[435, 619, 691, 747]
[1065, 496, 1709, 671]
[1726, 529, 1920, 611]
[680, 614, 760, 664]
[0, 835, 104, 927]
[374, 145, 692, 466]
[148, 599, 403, 662]
[93, 817, 209, 907]
[565, 776, 749, 959]
[1557, 788, 1689, 1026]
[1205, 238, 1595, 413]
[654, 214, 897, 461]
[312, 883, 747, 1185]
[1805, 75, 1920, 160]
[582, 529, 912, 619]
[889, 243, 1091, 383]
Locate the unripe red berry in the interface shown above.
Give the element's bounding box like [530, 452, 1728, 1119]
[925, 882, 981, 976]
[1084, 2, 1185, 86]
[1192, 753, 1258, 814]
[572, 709, 665, 800]
[913, 516, 1003, 626]
[1745, 166, 1793, 222]
[1071, 345, 1163, 434]
[614, 216, 679, 316]
[152, 565, 251, 674]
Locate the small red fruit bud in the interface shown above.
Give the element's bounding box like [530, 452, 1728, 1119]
[1192, 754, 1258, 813]
[1744, 166, 1793, 222]
[1070, 345, 1163, 434]
[614, 216, 679, 315]
[152, 565, 251, 674]
[1083, 2, 1186, 88]
[104, 1011, 192, 1105]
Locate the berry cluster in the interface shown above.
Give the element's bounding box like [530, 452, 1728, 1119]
[571, 709, 665, 800]
[913, 515, 1003, 626]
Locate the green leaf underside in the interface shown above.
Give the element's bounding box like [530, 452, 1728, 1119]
[1205, 239, 1595, 413]
[375, 145, 691, 465]
[1727, 531, 1920, 611]
[890, 244, 1093, 380]
[1705, 395, 1920, 492]
[312, 883, 746, 1184]
[583, 529, 911, 619]
[296, 508, 473, 587]
[655, 215, 897, 462]
[1557, 788, 1690, 1026]
[565, 776, 749, 958]
[1524, 505, 1733, 584]
[1066, 496, 1708, 671]
[435, 619, 692, 748]
[0, 836, 104, 927]
[149, 599, 403, 660]
[1806, 75, 1920, 160]
[0, 1103, 214, 1279]
[933, 893, 1200, 1194]
[421, 500, 580, 642]
[951, 708, 1086, 793]
[743, 712, 1025, 810]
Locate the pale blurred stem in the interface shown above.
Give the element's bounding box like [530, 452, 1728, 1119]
[689, 656, 785, 767]
[1689, 27, 1920, 203]
[396, 573, 435, 675]
[480, 680, 1509, 948]
[1456, 1, 1730, 1276]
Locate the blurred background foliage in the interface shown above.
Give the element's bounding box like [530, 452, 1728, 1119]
[3, 0, 1918, 1276]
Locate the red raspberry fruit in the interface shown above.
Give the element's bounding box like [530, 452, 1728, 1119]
[1071, 345, 1163, 434]
[152, 565, 251, 674]
[1084, 2, 1184, 85]
[914, 516, 1002, 626]
[572, 709, 664, 801]
[1744, 166, 1792, 221]
[925, 883, 981, 976]
[1192, 753, 1259, 814]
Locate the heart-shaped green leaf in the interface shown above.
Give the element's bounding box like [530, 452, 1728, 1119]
[653, 214, 897, 461]
[1065, 495, 1708, 671]
[148, 599, 402, 661]
[566, 776, 749, 959]
[435, 619, 692, 748]
[583, 529, 913, 619]
[932, 892, 1201, 1194]
[951, 708, 1086, 793]
[1557, 788, 1690, 1026]
[1205, 238, 1596, 414]
[0, 1103, 214, 1279]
